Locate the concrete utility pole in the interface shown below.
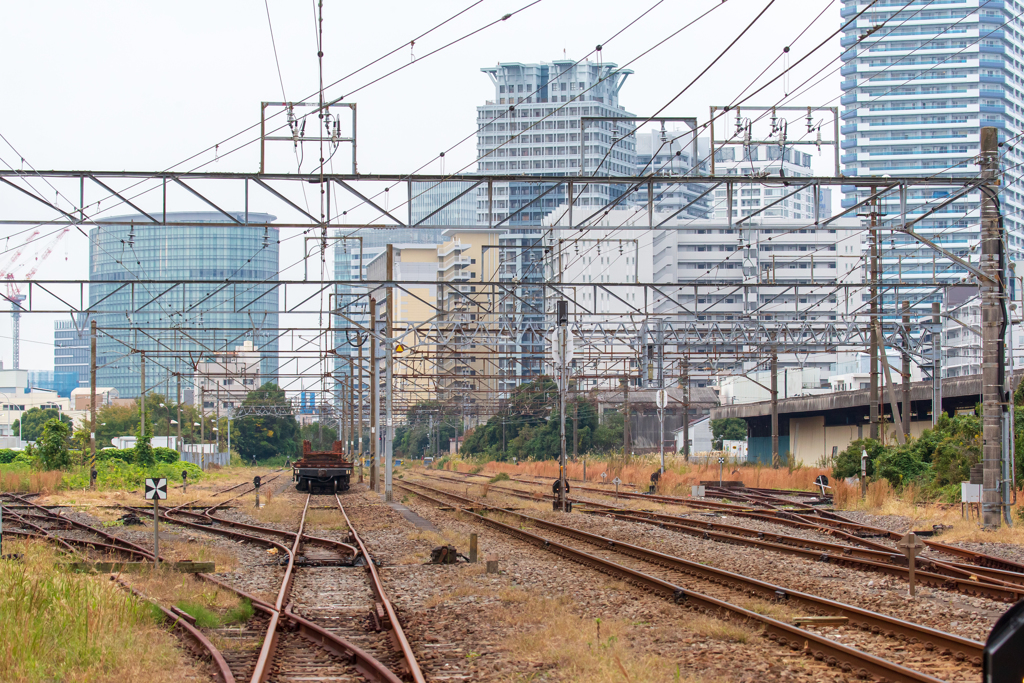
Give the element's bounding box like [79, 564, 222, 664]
[869, 189, 880, 442]
[140, 350, 146, 440]
[622, 376, 631, 455]
[979, 126, 1005, 528]
[557, 300, 568, 512]
[89, 319, 97, 488]
[369, 298, 377, 490]
[384, 246, 394, 502]
[931, 302, 942, 426]
[358, 340, 364, 462]
[176, 371, 182, 448]
[682, 362, 690, 461]
[771, 351, 779, 468]
[349, 359, 355, 455]
[902, 301, 912, 440]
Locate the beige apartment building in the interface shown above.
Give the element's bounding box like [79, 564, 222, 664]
[366, 245, 438, 412]
[435, 228, 503, 425]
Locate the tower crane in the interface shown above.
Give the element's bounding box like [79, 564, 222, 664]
[3, 228, 69, 369]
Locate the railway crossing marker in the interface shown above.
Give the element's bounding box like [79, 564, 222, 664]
[145, 478, 167, 565]
[718, 457, 725, 486]
[612, 476, 621, 501]
[897, 532, 926, 597]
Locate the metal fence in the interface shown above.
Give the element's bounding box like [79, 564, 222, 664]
[180, 450, 231, 469]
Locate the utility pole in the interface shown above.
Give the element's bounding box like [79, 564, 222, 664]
[931, 302, 942, 426]
[682, 362, 690, 461]
[771, 351, 779, 468]
[979, 126, 1005, 528]
[573, 383, 578, 463]
[369, 298, 378, 490]
[384, 245, 394, 502]
[349, 359, 355, 456]
[902, 301, 912, 440]
[622, 375, 631, 455]
[176, 371, 182, 449]
[140, 350, 146, 441]
[358, 339, 364, 462]
[869, 188, 880, 442]
[89, 319, 97, 488]
[557, 301, 568, 512]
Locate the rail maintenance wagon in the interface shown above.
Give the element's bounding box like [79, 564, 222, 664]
[293, 440, 353, 493]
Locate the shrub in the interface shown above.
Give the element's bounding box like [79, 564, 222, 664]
[489, 472, 511, 483]
[0, 449, 18, 464]
[38, 418, 72, 470]
[832, 439, 886, 479]
[61, 459, 203, 490]
[874, 442, 929, 488]
[153, 447, 179, 464]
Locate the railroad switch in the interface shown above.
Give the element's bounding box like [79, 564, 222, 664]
[369, 602, 391, 631]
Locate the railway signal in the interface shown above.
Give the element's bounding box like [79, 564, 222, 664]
[254, 476, 262, 508]
[612, 476, 621, 501]
[144, 478, 166, 564]
[181, 470, 188, 494]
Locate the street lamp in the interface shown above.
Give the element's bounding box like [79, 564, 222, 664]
[169, 419, 178, 448]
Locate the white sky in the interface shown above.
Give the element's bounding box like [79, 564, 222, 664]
[0, 0, 843, 374]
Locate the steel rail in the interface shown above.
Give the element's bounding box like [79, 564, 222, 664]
[400, 480, 985, 660]
[464, 470, 1024, 579]
[335, 494, 427, 683]
[251, 493, 310, 683]
[397, 481, 957, 683]
[114, 577, 235, 683]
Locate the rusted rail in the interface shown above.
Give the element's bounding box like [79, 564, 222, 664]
[399, 480, 965, 683]
[336, 494, 427, 683]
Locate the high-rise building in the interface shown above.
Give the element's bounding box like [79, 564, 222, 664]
[410, 181, 477, 226]
[712, 145, 827, 220]
[839, 0, 1024, 309]
[53, 316, 90, 393]
[89, 212, 279, 399]
[435, 228, 503, 421]
[476, 59, 635, 393]
[635, 127, 712, 220]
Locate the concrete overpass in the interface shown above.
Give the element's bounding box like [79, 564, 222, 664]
[711, 373, 990, 466]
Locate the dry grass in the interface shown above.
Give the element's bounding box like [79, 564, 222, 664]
[158, 539, 240, 572]
[122, 564, 242, 612]
[493, 587, 733, 683]
[0, 469, 63, 494]
[467, 459, 829, 495]
[304, 508, 348, 531]
[833, 480, 1024, 544]
[247, 490, 301, 526]
[0, 539, 205, 683]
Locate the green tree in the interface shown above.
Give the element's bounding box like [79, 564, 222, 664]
[38, 418, 72, 470]
[13, 408, 72, 443]
[134, 422, 156, 467]
[710, 418, 747, 449]
[234, 383, 299, 461]
[297, 422, 338, 453]
[94, 403, 137, 448]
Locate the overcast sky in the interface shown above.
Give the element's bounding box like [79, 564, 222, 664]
[0, 0, 843, 373]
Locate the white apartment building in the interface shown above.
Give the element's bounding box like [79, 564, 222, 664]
[634, 127, 712, 220]
[712, 146, 829, 221]
[193, 341, 261, 417]
[652, 217, 863, 382]
[476, 59, 636, 390]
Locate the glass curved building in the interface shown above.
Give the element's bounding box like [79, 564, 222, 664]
[89, 211, 279, 399]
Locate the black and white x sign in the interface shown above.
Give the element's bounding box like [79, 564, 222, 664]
[145, 478, 167, 500]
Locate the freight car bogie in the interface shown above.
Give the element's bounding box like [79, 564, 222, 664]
[293, 468, 350, 494]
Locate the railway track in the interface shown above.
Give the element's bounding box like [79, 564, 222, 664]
[3, 487, 424, 683]
[428, 469, 1024, 599]
[398, 478, 986, 683]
